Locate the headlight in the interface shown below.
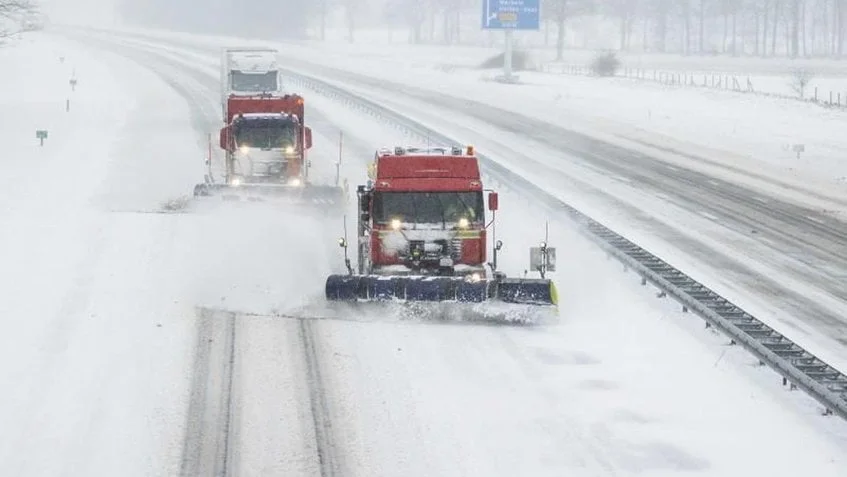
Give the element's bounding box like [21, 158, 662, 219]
[468, 272, 482, 282]
[231, 177, 242, 186]
[288, 178, 301, 187]
[391, 218, 401, 230]
[284, 145, 294, 154]
[458, 218, 469, 228]
[239, 145, 250, 154]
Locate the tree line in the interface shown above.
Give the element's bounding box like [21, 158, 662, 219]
[325, 0, 847, 58]
[575, 0, 847, 57]
[106, 0, 847, 59]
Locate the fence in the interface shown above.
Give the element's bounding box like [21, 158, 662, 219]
[539, 62, 847, 109]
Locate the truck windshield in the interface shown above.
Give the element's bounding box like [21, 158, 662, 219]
[373, 191, 484, 226]
[233, 120, 297, 150]
[231, 71, 278, 92]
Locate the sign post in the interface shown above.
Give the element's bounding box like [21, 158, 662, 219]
[36, 130, 48, 146]
[482, 0, 540, 84]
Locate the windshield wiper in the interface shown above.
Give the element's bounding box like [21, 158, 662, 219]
[435, 195, 447, 230]
[453, 192, 474, 222]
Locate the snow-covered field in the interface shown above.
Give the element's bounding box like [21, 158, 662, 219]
[3, 28, 846, 475]
[0, 34, 197, 474]
[291, 27, 847, 97]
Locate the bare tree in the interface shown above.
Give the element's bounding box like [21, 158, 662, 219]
[604, 0, 638, 50]
[718, 0, 740, 53]
[545, 0, 570, 59]
[644, 0, 672, 52]
[771, 0, 781, 55]
[0, 0, 36, 40]
[545, 0, 594, 59]
[761, 0, 771, 56]
[317, 0, 329, 40]
[382, 0, 424, 43]
[789, 0, 801, 56]
[789, 68, 813, 98]
[344, 0, 356, 42]
[680, 0, 692, 54]
[407, 1, 426, 43]
[837, 0, 844, 56]
[434, 0, 470, 44]
[698, 0, 708, 53]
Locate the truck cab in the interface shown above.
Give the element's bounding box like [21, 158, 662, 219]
[355, 146, 499, 279]
[219, 95, 312, 186]
[221, 113, 302, 184]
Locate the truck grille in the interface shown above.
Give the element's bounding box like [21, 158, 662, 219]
[450, 238, 463, 261]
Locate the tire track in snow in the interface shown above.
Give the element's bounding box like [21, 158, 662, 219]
[180, 307, 236, 477]
[180, 310, 343, 477]
[298, 318, 342, 477]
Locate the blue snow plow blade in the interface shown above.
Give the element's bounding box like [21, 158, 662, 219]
[324, 275, 558, 306]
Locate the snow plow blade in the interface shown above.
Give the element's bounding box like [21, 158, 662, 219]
[193, 182, 345, 206]
[324, 275, 558, 324]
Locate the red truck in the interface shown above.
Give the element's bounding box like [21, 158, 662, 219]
[325, 145, 557, 319]
[358, 145, 492, 278]
[221, 94, 311, 186]
[194, 93, 343, 205]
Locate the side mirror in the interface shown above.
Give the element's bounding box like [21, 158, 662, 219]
[488, 191, 499, 211]
[338, 237, 347, 248]
[219, 127, 228, 150]
[495, 240, 503, 251]
[360, 192, 371, 213]
[304, 127, 313, 149]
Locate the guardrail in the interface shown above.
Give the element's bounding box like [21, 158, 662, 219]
[282, 68, 847, 422]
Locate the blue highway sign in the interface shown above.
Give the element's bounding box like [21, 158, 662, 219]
[482, 0, 540, 30]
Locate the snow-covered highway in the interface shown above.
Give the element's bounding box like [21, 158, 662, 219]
[0, 28, 845, 476]
[67, 25, 847, 375]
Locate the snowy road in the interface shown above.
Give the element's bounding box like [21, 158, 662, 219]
[61, 27, 847, 371]
[180, 308, 337, 476]
[11, 29, 845, 476]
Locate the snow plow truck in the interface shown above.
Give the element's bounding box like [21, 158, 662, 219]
[325, 145, 558, 323]
[194, 47, 344, 206]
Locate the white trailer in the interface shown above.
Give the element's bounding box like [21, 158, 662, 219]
[220, 47, 282, 120]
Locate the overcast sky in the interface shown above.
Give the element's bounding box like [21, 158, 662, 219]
[35, 0, 316, 37]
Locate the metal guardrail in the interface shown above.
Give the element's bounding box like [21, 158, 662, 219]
[282, 69, 847, 422]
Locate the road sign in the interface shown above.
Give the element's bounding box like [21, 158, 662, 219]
[482, 0, 540, 30]
[36, 129, 48, 146]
